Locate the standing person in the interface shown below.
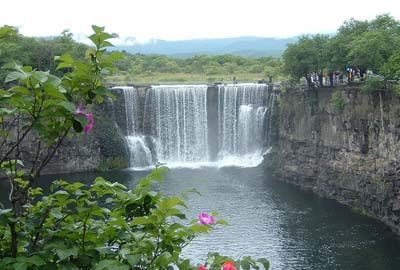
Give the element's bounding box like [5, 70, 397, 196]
[347, 68, 352, 83]
[318, 71, 324, 87]
[328, 71, 334, 87]
[313, 73, 318, 87]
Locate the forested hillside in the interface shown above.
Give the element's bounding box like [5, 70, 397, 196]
[0, 27, 283, 85]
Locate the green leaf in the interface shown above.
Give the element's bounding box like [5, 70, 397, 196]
[93, 86, 108, 96]
[189, 223, 210, 233]
[95, 246, 114, 255]
[50, 208, 63, 219]
[13, 262, 27, 270]
[241, 259, 251, 270]
[32, 71, 49, 83]
[73, 114, 88, 127]
[10, 86, 30, 95]
[257, 258, 270, 270]
[126, 254, 141, 266]
[158, 197, 186, 212]
[95, 259, 129, 270]
[5, 71, 27, 83]
[44, 83, 66, 99]
[58, 101, 75, 112]
[0, 209, 12, 224]
[56, 247, 78, 261]
[131, 216, 151, 225]
[56, 54, 74, 70]
[17, 255, 45, 266]
[153, 252, 172, 267]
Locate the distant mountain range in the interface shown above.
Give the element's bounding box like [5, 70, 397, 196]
[110, 36, 298, 57]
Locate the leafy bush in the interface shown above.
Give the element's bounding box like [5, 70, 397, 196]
[0, 168, 269, 269]
[390, 84, 400, 96]
[361, 76, 384, 94]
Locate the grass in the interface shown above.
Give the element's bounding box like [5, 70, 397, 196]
[105, 71, 268, 85]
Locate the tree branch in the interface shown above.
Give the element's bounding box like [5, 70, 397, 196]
[32, 127, 70, 179]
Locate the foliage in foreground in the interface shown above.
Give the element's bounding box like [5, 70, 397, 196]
[0, 168, 269, 270]
[0, 25, 269, 270]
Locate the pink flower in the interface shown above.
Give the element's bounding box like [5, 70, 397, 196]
[83, 112, 94, 133]
[198, 265, 207, 270]
[223, 261, 237, 270]
[75, 105, 94, 134]
[197, 212, 215, 225]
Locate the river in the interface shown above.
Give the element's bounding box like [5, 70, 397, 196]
[2, 166, 399, 269]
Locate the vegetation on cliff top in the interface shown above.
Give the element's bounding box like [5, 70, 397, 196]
[283, 14, 400, 84]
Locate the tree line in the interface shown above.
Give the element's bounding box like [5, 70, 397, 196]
[283, 14, 400, 87]
[0, 26, 88, 87]
[115, 52, 282, 78]
[0, 26, 283, 86]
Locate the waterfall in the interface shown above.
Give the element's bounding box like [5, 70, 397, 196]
[217, 83, 270, 165]
[144, 85, 209, 164]
[115, 86, 153, 168]
[118, 83, 275, 169]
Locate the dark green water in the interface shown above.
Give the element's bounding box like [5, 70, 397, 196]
[1, 166, 400, 270]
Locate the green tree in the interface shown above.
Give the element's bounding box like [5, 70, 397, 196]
[283, 34, 329, 86]
[0, 25, 121, 216]
[347, 14, 400, 73]
[381, 50, 400, 80]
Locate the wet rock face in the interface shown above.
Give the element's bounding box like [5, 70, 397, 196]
[271, 86, 400, 235]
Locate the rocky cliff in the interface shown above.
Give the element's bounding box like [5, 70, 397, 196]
[0, 90, 130, 178]
[267, 84, 400, 234]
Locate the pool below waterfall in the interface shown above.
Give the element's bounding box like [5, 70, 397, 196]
[2, 166, 400, 270]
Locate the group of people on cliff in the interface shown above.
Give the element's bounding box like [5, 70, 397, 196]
[305, 67, 372, 89]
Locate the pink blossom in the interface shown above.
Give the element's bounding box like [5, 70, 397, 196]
[197, 212, 215, 225]
[75, 105, 94, 134]
[198, 265, 207, 270]
[83, 112, 94, 133]
[223, 261, 237, 270]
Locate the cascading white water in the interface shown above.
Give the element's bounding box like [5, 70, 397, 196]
[144, 85, 209, 164]
[125, 135, 153, 167]
[237, 105, 267, 154]
[217, 83, 269, 165]
[115, 86, 153, 168]
[119, 83, 274, 169]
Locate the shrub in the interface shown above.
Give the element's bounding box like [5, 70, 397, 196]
[0, 168, 269, 269]
[361, 76, 385, 94]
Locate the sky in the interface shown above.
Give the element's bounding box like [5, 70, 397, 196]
[1, 0, 399, 43]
